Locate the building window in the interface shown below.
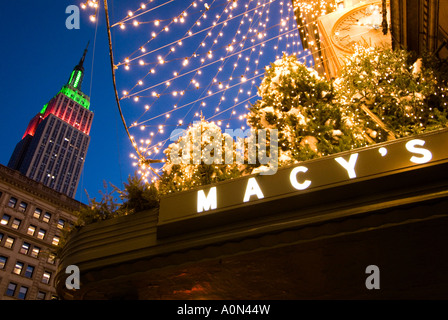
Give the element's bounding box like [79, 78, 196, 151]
[31, 246, 40, 258]
[0, 232, 3, 243]
[20, 242, 30, 255]
[52, 236, 60, 246]
[1, 214, 11, 226]
[5, 236, 15, 249]
[24, 265, 35, 278]
[27, 225, 36, 236]
[36, 291, 46, 300]
[37, 229, 46, 240]
[18, 286, 28, 300]
[11, 218, 21, 230]
[5, 282, 17, 297]
[33, 208, 42, 219]
[13, 261, 24, 275]
[8, 197, 17, 208]
[42, 271, 51, 284]
[0, 256, 7, 269]
[43, 212, 51, 223]
[57, 219, 65, 229]
[18, 202, 28, 213]
[47, 253, 56, 265]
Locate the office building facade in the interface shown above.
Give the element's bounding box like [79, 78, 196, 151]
[0, 165, 80, 300]
[8, 46, 93, 199]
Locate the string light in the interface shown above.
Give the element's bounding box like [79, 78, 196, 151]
[82, 0, 352, 180]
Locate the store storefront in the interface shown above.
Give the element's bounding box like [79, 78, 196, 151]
[55, 129, 448, 299]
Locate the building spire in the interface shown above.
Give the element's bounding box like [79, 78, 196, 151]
[77, 40, 90, 70]
[68, 41, 90, 91]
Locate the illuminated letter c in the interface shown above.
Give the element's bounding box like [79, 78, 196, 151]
[290, 166, 311, 190]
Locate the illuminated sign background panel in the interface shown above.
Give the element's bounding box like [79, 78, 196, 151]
[159, 129, 448, 227]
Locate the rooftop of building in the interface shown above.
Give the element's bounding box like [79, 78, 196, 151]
[0, 164, 85, 211]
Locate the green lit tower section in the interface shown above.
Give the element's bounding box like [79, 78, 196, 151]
[8, 44, 94, 198]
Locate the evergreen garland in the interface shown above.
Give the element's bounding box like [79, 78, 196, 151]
[157, 119, 244, 195]
[336, 46, 448, 141]
[248, 53, 367, 165]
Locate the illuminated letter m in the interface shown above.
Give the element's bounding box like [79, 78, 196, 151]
[197, 187, 217, 213]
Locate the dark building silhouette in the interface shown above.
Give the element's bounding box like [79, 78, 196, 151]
[390, 0, 448, 59]
[8, 45, 93, 199]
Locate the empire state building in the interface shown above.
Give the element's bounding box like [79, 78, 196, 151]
[8, 45, 94, 198]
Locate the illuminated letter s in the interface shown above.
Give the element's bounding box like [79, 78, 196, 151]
[406, 139, 432, 164]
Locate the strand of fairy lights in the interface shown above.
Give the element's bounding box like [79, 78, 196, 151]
[84, 0, 330, 107]
[130, 34, 352, 137]
[125, 0, 229, 101]
[170, 1, 248, 131]
[121, 0, 334, 133]
[113, 0, 294, 95]
[88, 0, 298, 168]
[120, 0, 226, 102]
[131, 37, 385, 162]
[217, 0, 293, 130]
[132, 0, 300, 158]
[213, 0, 271, 99]
[116, 0, 239, 69]
[120, 1, 198, 74]
[129, 31, 300, 111]
[210, 0, 272, 126]
[127, 0, 232, 135]
[219, 0, 294, 126]
[127, 27, 299, 128]
[126, 0, 247, 161]
[115, 0, 260, 67]
[134, 8, 287, 167]
[117, 0, 400, 185]
[138, 6, 330, 182]
[82, 0, 335, 180]
[157, 0, 267, 124]
[119, 3, 330, 108]
[112, 0, 175, 28]
[126, 0, 300, 157]
[122, 22, 298, 103]
[119, 1, 270, 99]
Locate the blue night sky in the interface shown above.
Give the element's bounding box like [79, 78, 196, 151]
[0, 1, 129, 203]
[0, 0, 306, 204]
